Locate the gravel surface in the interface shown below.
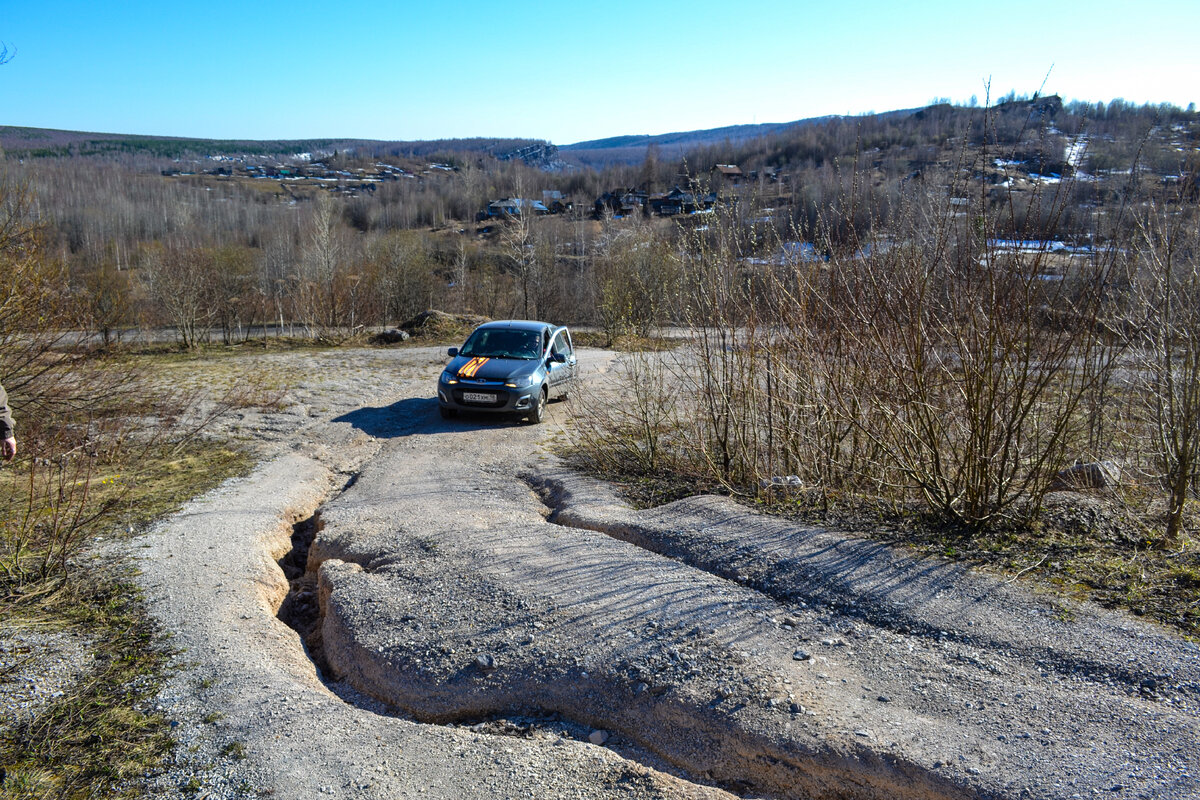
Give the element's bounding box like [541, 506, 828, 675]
[7, 343, 1197, 799]
[0, 627, 96, 728]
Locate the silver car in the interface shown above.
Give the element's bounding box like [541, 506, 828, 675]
[437, 320, 578, 423]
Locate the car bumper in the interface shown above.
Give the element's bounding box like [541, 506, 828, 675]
[438, 383, 541, 414]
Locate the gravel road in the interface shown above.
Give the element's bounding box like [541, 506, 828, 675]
[123, 344, 1199, 799]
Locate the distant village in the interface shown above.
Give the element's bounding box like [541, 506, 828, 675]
[162, 157, 454, 196]
[163, 154, 790, 221]
[484, 164, 790, 221]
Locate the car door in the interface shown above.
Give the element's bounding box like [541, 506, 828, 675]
[548, 328, 577, 398]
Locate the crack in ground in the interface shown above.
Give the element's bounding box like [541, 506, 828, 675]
[522, 472, 1188, 703]
[274, 506, 756, 798]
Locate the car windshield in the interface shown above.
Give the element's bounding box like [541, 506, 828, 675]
[460, 328, 542, 359]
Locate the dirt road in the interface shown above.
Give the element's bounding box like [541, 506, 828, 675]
[135, 345, 1200, 799]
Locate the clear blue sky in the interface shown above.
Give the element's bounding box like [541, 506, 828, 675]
[2, 0, 1196, 145]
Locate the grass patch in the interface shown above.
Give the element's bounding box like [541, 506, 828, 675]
[0, 574, 174, 799]
[569, 330, 681, 351]
[0, 430, 256, 797]
[219, 741, 247, 761]
[92, 445, 256, 533]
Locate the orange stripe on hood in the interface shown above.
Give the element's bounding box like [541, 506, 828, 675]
[458, 357, 489, 378]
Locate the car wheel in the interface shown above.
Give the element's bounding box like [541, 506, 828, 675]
[439, 406, 457, 419]
[527, 389, 547, 424]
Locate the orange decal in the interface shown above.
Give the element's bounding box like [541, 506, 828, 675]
[458, 357, 489, 378]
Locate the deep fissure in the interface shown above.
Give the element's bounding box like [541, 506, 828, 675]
[273, 472, 981, 800]
[273, 505, 755, 797]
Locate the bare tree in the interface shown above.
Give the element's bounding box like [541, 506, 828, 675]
[1133, 201, 1200, 542]
[138, 242, 214, 350]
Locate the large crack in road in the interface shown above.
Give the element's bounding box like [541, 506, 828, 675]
[135, 345, 1200, 799]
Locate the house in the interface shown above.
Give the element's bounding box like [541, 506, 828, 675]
[647, 186, 716, 216]
[486, 198, 550, 217]
[594, 188, 647, 217]
[542, 190, 573, 214]
[711, 164, 743, 186]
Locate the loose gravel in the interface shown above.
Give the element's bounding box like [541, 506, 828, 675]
[6, 343, 1197, 799]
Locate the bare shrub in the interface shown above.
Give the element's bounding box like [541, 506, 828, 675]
[594, 221, 679, 345]
[138, 241, 215, 349]
[292, 194, 367, 341]
[1130, 200, 1200, 542]
[572, 140, 1122, 531]
[567, 350, 683, 477]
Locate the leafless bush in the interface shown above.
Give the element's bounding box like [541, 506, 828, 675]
[138, 241, 216, 349]
[572, 143, 1124, 530]
[594, 221, 679, 345]
[826, 189, 1119, 528]
[1129, 201, 1200, 542]
[292, 194, 368, 341]
[568, 351, 683, 477]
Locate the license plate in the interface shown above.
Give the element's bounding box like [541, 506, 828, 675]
[462, 392, 496, 403]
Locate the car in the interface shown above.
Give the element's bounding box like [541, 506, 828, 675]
[437, 320, 578, 423]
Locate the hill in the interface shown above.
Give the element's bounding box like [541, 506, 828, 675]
[560, 114, 873, 167]
[0, 126, 546, 162]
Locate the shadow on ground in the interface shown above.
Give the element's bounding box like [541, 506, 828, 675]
[333, 397, 531, 438]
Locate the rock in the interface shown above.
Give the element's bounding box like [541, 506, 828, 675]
[792, 649, 810, 661]
[369, 328, 410, 345]
[1050, 460, 1122, 490]
[474, 654, 496, 670]
[587, 730, 609, 746]
[759, 475, 805, 500]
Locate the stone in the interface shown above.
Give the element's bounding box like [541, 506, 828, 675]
[792, 649, 810, 661]
[588, 730, 609, 746]
[474, 654, 496, 670]
[370, 328, 410, 345]
[1050, 460, 1121, 490]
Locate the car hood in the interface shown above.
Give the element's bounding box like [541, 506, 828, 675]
[447, 355, 538, 382]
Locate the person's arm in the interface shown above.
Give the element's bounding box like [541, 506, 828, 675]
[0, 383, 16, 461]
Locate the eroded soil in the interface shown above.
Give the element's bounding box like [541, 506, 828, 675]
[132, 344, 1199, 799]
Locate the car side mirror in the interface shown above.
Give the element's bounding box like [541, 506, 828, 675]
[448, 347, 458, 357]
[551, 352, 567, 363]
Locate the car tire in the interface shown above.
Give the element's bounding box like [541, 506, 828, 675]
[527, 389, 547, 424]
[439, 406, 457, 419]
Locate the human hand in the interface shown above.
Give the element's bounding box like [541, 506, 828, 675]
[2, 437, 15, 461]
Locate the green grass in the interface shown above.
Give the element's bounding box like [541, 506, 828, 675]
[0, 576, 174, 799]
[0, 420, 257, 798]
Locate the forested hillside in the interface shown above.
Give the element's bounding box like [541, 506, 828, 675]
[4, 95, 1195, 346]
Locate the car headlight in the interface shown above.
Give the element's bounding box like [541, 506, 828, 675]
[505, 374, 537, 388]
[441, 371, 458, 385]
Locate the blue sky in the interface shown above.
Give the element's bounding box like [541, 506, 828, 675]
[2, 0, 1197, 145]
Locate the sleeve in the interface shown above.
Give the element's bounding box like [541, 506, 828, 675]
[0, 383, 14, 440]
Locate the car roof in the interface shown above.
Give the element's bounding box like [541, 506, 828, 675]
[471, 320, 559, 333]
